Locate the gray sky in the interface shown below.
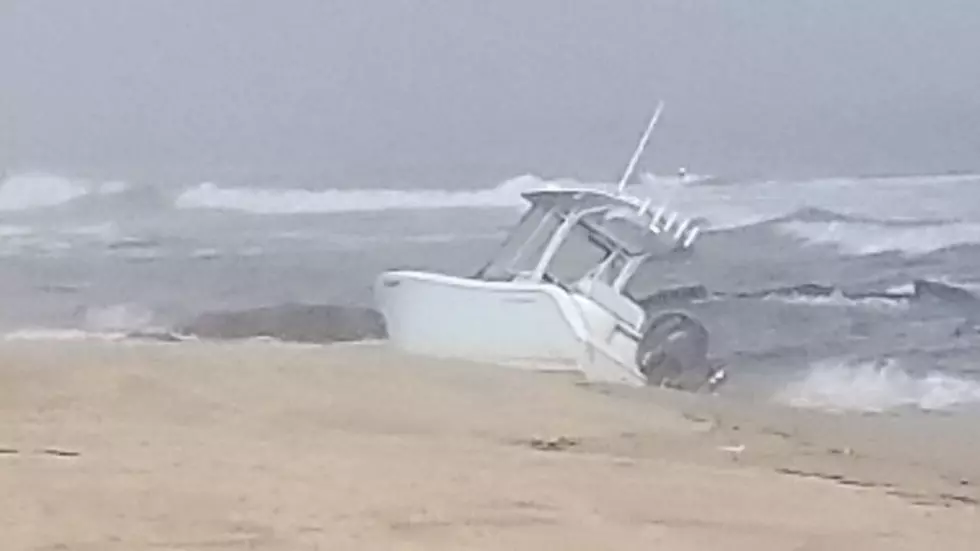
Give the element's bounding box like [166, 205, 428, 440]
[2, 0, 978, 187]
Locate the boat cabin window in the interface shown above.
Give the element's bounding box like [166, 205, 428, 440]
[544, 222, 614, 287]
[623, 255, 671, 303]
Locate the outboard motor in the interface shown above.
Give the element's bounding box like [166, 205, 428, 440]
[635, 311, 724, 392]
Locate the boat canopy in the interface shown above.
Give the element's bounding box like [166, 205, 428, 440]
[521, 188, 700, 256]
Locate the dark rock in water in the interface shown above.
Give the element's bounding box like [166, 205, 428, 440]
[732, 283, 836, 300]
[912, 279, 980, 305]
[636, 285, 709, 308]
[729, 282, 910, 304]
[106, 237, 160, 250]
[911, 279, 980, 336]
[176, 303, 387, 344]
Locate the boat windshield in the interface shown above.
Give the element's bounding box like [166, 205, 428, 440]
[478, 204, 560, 281]
[477, 201, 634, 286]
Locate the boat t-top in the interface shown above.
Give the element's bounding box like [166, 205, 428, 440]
[374, 102, 724, 392]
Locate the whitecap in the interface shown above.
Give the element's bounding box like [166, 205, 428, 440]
[775, 358, 980, 413]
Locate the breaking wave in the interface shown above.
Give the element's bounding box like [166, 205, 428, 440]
[6, 168, 980, 256]
[2, 302, 386, 345]
[776, 358, 980, 413]
[0, 172, 129, 211]
[761, 292, 908, 311]
[777, 219, 980, 256]
[687, 278, 974, 306]
[1, 303, 164, 342]
[78, 303, 158, 333]
[771, 206, 951, 227]
[173, 174, 563, 214]
[697, 203, 980, 256]
[2, 329, 131, 341]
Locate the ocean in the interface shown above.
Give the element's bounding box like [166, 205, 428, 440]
[3, 170, 980, 414]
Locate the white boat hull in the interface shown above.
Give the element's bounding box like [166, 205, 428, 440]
[374, 270, 647, 386]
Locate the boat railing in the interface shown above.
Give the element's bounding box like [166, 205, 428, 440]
[602, 192, 702, 250]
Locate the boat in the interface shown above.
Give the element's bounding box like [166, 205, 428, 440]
[373, 102, 725, 392]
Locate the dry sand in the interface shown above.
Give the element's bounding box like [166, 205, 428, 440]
[1, 339, 978, 550]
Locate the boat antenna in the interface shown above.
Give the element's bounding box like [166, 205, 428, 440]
[616, 100, 665, 195]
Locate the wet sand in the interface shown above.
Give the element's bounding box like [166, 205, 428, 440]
[1, 340, 978, 550]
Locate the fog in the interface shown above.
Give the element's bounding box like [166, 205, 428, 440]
[2, 0, 978, 186]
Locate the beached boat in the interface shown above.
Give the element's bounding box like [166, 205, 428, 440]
[374, 102, 724, 391]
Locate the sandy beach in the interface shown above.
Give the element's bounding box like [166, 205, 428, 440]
[2, 339, 978, 550]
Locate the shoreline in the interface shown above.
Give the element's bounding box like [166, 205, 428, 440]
[2, 339, 977, 549]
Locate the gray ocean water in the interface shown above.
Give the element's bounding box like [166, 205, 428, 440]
[4, 170, 980, 413]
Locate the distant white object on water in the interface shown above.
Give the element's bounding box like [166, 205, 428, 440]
[374, 101, 724, 392]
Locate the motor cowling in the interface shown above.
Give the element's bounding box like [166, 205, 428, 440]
[635, 311, 722, 392]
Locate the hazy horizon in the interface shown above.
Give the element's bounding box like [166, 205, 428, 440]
[2, 0, 979, 187]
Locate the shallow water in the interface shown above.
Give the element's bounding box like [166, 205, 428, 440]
[3, 170, 980, 414]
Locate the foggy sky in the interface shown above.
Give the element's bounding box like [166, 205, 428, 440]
[2, 0, 979, 187]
